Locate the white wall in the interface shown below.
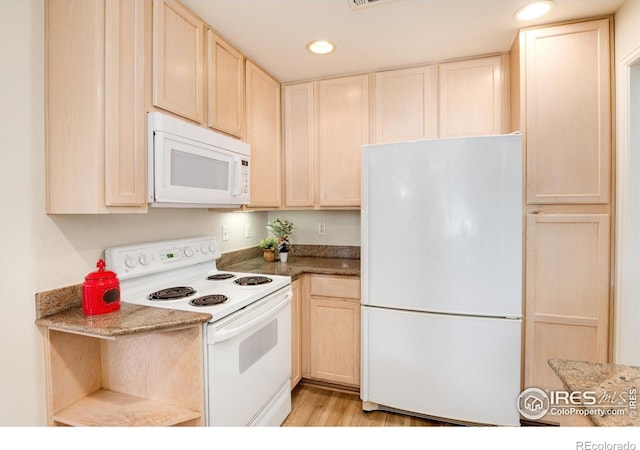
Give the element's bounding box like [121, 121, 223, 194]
[0, 0, 271, 426]
[267, 210, 361, 246]
[614, 0, 640, 365]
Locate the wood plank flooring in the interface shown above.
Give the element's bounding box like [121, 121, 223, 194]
[282, 382, 455, 427]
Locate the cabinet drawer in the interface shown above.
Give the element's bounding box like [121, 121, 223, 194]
[310, 276, 360, 299]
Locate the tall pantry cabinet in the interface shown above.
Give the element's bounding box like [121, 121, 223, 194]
[515, 18, 613, 409]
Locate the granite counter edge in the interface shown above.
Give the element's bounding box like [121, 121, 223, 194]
[35, 303, 211, 338]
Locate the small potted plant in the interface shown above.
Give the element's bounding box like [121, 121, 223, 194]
[266, 218, 295, 262]
[277, 240, 290, 263]
[259, 238, 278, 262]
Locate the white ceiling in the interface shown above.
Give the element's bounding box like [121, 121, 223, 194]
[180, 0, 626, 83]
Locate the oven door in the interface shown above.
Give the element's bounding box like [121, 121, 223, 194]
[151, 131, 250, 207]
[206, 287, 292, 426]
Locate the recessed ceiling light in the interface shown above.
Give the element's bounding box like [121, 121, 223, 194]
[515, 1, 554, 21]
[306, 40, 336, 55]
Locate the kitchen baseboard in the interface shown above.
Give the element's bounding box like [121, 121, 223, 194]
[298, 378, 360, 395]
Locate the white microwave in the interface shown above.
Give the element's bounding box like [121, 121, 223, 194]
[148, 112, 250, 208]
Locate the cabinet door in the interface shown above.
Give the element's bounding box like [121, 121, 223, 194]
[438, 55, 508, 137]
[104, 0, 148, 207]
[309, 296, 361, 386]
[152, 0, 204, 123]
[290, 279, 302, 390]
[206, 29, 245, 138]
[283, 82, 315, 207]
[524, 214, 610, 394]
[46, 0, 148, 214]
[523, 19, 611, 204]
[374, 65, 438, 143]
[246, 61, 282, 208]
[317, 75, 369, 207]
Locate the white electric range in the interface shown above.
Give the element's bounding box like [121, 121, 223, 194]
[105, 236, 293, 427]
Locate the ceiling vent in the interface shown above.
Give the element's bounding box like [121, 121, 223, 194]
[348, 0, 397, 10]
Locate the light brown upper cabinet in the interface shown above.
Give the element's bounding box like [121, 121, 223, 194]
[317, 75, 370, 208]
[246, 61, 282, 208]
[152, 0, 205, 124]
[45, 0, 149, 214]
[373, 65, 438, 143]
[282, 75, 369, 209]
[523, 19, 611, 205]
[283, 82, 315, 207]
[438, 55, 509, 137]
[206, 29, 245, 138]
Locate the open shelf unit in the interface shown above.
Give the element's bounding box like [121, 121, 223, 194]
[42, 325, 205, 427]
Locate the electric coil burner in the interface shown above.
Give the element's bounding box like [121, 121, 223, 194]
[189, 294, 229, 307]
[207, 273, 235, 280]
[148, 286, 196, 300]
[234, 276, 273, 286]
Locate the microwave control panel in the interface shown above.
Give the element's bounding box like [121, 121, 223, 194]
[241, 159, 249, 194]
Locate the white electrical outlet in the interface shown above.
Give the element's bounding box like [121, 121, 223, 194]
[318, 222, 326, 235]
[245, 224, 251, 238]
[222, 225, 229, 241]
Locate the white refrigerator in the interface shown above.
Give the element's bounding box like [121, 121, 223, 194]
[360, 134, 522, 426]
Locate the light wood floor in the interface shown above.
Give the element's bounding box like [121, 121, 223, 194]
[282, 382, 455, 427]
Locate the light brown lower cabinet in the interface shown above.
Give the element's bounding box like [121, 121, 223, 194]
[301, 275, 361, 388]
[41, 325, 205, 426]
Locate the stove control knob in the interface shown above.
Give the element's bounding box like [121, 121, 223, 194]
[184, 247, 194, 258]
[209, 243, 216, 253]
[125, 256, 137, 269]
[139, 254, 150, 266]
[201, 244, 209, 254]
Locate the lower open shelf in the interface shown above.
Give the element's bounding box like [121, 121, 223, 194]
[53, 389, 202, 427]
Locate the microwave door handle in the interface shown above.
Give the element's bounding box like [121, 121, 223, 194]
[232, 156, 242, 196]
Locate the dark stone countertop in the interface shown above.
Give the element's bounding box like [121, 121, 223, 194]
[35, 302, 211, 338]
[549, 358, 640, 426]
[218, 255, 360, 279]
[35, 246, 360, 338]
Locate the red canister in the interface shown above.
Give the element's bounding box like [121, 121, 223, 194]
[82, 259, 121, 316]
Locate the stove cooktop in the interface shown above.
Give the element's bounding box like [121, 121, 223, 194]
[120, 268, 290, 322]
[104, 236, 291, 323]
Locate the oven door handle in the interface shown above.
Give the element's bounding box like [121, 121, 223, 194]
[212, 292, 292, 343]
